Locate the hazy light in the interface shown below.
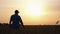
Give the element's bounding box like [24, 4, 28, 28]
[0, 0, 60, 25]
[29, 4, 41, 16]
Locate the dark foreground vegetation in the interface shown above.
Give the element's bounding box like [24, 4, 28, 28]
[0, 23, 60, 34]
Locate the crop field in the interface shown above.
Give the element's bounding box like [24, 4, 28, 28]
[0, 24, 60, 34]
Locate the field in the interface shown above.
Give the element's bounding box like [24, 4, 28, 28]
[0, 24, 60, 34]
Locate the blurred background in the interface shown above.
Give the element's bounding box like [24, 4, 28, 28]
[0, 0, 60, 25]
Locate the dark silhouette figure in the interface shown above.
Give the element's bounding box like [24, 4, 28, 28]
[56, 20, 59, 24]
[9, 10, 24, 29]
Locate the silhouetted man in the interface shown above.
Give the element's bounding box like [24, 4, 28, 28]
[9, 10, 24, 29]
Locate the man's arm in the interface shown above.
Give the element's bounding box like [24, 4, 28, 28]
[20, 18, 24, 26]
[9, 16, 12, 24]
[19, 16, 24, 27]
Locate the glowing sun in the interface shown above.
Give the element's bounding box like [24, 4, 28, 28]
[28, 4, 42, 17]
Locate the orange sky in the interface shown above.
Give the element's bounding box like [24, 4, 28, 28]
[0, 0, 60, 25]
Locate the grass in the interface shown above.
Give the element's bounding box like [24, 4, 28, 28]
[0, 23, 60, 34]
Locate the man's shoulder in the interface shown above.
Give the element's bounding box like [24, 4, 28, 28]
[11, 15, 15, 17]
[11, 14, 21, 17]
[18, 15, 20, 17]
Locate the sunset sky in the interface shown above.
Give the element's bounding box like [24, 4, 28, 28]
[0, 0, 60, 25]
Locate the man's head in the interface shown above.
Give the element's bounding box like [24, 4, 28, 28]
[15, 10, 19, 14]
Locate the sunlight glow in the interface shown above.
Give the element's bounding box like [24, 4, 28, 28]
[28, 4, 42, 17]
[0, 0, 60, 25]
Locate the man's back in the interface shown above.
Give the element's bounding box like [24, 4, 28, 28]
[9, 10, 24, 29]
[11, 14, 21, 24]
